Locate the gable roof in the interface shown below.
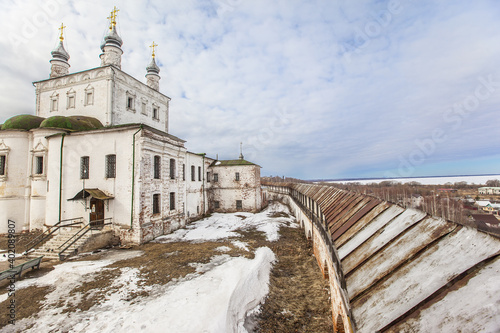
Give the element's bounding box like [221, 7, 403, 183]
[210, 159, 260, 167]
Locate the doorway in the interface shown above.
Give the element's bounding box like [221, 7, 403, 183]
[89, 198, 104, 229]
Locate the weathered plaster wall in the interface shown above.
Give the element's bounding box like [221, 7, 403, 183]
[184, 152, 212, 220]
[0, 130, 31, 232]
[210, 164, 262, 212]
[137, 129, 187, 243]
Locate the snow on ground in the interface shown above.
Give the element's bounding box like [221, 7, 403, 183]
[0, 250, 144, 305]
[0, 253, 23, 262]
[155, 201, 296, 243]
[1, 202, 294, 333]
[232, 241, 250, 252]
[3, 248, 275, 333]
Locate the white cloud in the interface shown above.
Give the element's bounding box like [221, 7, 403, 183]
[0, 0, 499, 179]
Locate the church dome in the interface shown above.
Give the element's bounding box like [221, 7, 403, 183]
[51, 41, 70, 62]
[146, 57, 160, 74]
[1, 115, 45, 131]
[40, 116, 103, 131]
[103, 25, 123, 48]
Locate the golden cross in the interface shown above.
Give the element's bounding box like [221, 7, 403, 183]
[58, 23, 66, 41]
[107, 12, 113, 30]
[112, 6, 119, 26]
[150, 41, 158, 58]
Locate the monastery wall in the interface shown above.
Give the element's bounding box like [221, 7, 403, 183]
[265, 182, 500, 333]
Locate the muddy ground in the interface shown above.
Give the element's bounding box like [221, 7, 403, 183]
[0, 211, 333, 332]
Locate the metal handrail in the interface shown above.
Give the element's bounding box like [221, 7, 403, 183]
[23, 217, 84, 254]
[58, 218, 113, 260]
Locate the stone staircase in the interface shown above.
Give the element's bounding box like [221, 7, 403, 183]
[30, 230, 93, 260]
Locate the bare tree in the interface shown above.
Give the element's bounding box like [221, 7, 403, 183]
[485, 179, 500, 187]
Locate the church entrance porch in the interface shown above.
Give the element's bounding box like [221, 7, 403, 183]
[68, 188, 114, 229]
[89, 197, 105, 229]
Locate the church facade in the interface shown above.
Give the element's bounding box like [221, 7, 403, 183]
[0, 14, 263, 244]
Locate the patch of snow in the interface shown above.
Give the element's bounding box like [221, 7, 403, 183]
[189, 254, 234, 274]
[256, 220, 282, 242]
[7, 248, 276, 333]
[215, 246, 232, 252]
[5, 250, 144, 296]
[0, 252, 23, 262]
[155, 202, 294, 243]
[232, 241, 249, 251]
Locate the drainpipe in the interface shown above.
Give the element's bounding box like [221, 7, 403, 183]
[130, 125, 143, 229]
[58, 133, 66, 222]
[201, 153, 206, 214]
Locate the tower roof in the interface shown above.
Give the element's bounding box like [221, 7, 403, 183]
[51, 24, 69, 62]
[146, 42, 160, 74]
[101, 25, 123, 50]
[146, 57, 160, 74]
[51, 40, 70, 62]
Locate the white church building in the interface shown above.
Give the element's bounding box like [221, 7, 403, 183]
[0, 13, 263, 245]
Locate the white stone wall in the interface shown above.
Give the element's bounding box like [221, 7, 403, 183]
[35, 67, 113, 125]
[112, 72, 169, 132]
[29, 128, 62, 230]
[45, 127, 138, 233]
[0, 131, 31, 233]
[184, 152, 213, 220]
[209, 164, 262, 212]
[34, 66, 170, 133]
[136, 129, 187, 243]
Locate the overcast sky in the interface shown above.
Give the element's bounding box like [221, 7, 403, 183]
[0, 0, 499, 180]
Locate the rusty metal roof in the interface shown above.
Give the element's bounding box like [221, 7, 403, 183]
[471, 214, 499, 224]
[68, 188, 114, 201]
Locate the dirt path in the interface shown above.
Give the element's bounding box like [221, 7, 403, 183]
[0, 205, 333, 332]
[256, 226, 334, 332]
